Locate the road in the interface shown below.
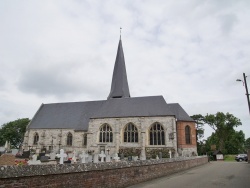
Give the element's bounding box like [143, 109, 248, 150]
[128, 161, 250, 188]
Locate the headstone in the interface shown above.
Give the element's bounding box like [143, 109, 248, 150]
[156, 155, 159, 160]
[40, 156, 49, 162]
[50, 152, 56, 160]
[128, 156, 132, 161]
[159, 152, 162, 159]
[28, 154, 41, 165]
[132, 156, 138, 161]
[99, 151, 106, 162]
[88, 155, 93, 163]
[169, 150, 172, 158]
[106, 155, 111, 162]
[120, 153, 124, 160]
[68, 152, 73, 158]
[140, 149, 146, 160]
[79, 152, 89, 164]
[93, 154, 99, 163]
[56, 149, 67, 164]
[11, 149, 18, 155]
[113, 153, 120, 162]
[71, 150, 77, 164]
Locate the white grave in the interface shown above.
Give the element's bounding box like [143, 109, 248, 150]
[79, 152, 89, 164]
[56, 149, 67, 164]
[106, 155, 111, 162]
[50, 152, 56, 160]
[156, 155, 159, 160]
[169, 151, 172, 159]
[113, 153, 120, 162]
[88, 155, 93, 163]
[93, 154, 99, 163]
[28, 154, 41, 165]
[71, 150, 77, 164]
[99, 151, 106, 162]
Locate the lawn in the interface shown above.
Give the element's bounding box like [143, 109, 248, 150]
[224, 155, 236, 161]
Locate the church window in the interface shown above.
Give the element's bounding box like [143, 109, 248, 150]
[83, 133, 87, 147]
[67, 132, 73, 146]
[149, 123, 165, 145]
[185, 125, 191, 144]
[99, 124, 113, 143]
[33, 132, 39, 145]
[124, 123, 138, 143]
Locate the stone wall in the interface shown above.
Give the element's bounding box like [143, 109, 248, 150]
[0, 156, 208, 188]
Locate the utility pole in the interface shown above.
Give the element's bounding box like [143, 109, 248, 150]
[237, 73, 250, 115]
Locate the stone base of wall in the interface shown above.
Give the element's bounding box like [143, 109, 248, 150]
[0, 156, 208, 188]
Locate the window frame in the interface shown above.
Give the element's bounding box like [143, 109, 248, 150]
[185, 125, 191, 144]
[124, 123, 138, 143]
[149, 122, 165, 145]
[99, 124, 113, 143]
[67, 132, 73, 146]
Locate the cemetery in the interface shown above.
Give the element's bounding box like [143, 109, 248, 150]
[0, 148, 208, 187]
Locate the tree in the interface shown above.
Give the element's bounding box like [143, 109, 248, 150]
[0, 118, 30, 148]
[245, 137, 250, 150]
[225, 130, 245, 154]
[204, 112, 242, 153]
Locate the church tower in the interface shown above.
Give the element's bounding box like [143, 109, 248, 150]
[107, 38, 130, 99]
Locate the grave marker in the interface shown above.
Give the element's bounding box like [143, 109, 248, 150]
[56, 149, 67, 164]
[99, 151, 106, 162]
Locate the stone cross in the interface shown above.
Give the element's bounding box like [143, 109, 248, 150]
[28, 154, 41, 165]
[169, 150, 172, 159]
[99, 151, 106, 162]
[79, 151, 89, 164]
[113, 153, 120, 162]
[56, 149, 67, 164]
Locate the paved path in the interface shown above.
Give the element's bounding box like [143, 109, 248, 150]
[128, 161, 250, 188]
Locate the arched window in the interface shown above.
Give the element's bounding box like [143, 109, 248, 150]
[83, 133, 87, 147]
[124, 123, 138, 143]
[67, 132, 73, 146]
[185, 125, 191, 144]
[99, 124, 113, 143]
[33, 132, 39, 145]
[150, 123, 165, 145]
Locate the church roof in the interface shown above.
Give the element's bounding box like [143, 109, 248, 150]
[28, 96, 176, 131]
[167, 103, 194, 122]
[107, 39, 130, 99]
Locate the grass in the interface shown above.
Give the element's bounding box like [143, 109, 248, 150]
[224, 155, 236, 161]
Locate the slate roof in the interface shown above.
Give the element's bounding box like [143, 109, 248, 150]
[167, 103, 194, 122]
[107, 39, 130, 99]
[28, 97, 194, 131]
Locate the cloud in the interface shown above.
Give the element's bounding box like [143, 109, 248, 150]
[0, 0, 250, 139]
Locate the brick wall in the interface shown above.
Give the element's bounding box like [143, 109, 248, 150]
[0, 156, 208, 188]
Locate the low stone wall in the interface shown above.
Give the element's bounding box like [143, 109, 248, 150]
[0, 156, 208, 188]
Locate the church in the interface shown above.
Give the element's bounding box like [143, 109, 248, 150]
[23, 37, 197, 158]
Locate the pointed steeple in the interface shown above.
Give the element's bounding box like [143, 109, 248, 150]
[107, 38, 130, 99]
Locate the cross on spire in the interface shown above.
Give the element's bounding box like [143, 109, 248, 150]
[120, 27, 122, 39]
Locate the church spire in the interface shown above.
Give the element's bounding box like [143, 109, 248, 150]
[107, 37, 130, 99]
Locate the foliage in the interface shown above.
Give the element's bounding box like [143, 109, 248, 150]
[145, 148, 174, 159]
[119, 147, 141, 157]
[0, 118, 30, 148]
[224, 155, 236, 162]
[245, 137, 250, 150]
[204, 112, 242, 152]
[190, 114, 204, 141]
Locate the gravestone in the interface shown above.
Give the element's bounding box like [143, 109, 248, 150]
[79, 152, 89, 164]
[28, 154, 41, 165]
[56, 149, 67, 164]
[93, 154, 99, 163]
[113, 153, 120, 162]
[156, 155, 159, 160]
[11, 149, 18, 155]
[132, 156, 138, 161]
[120, 153, 124, 160]
[169, 151, 172, 159]
[99, 151, 106, 162]
[106, 155, 111, 162]
[50, 152, 56, 160]
[71, 150, 77, 164]
[159, 152, 162, 159]
[88, 155, 93, 163]
[40, 156, 49, 162]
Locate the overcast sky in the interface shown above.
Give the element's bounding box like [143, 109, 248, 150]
[0, 0, 249, 140]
